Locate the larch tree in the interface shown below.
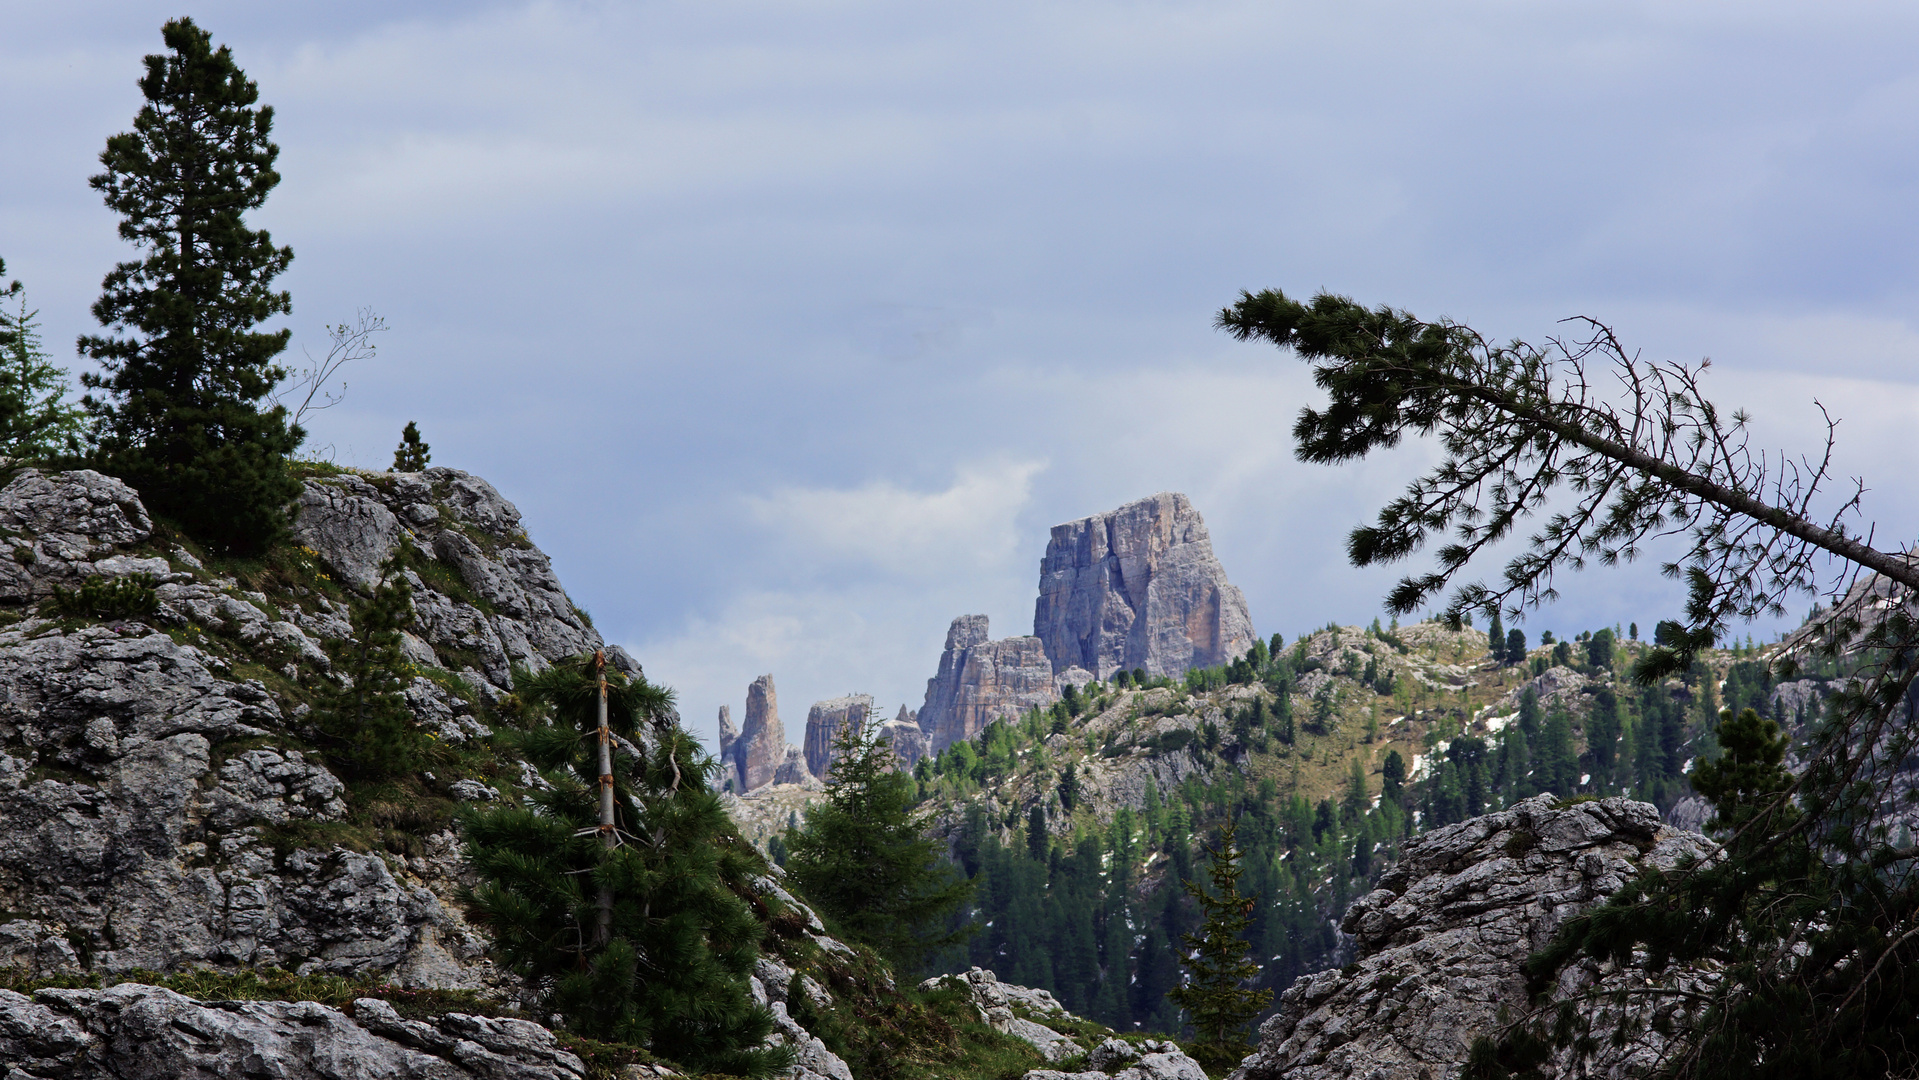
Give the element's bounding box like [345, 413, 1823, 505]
[79, 17, 302, 555]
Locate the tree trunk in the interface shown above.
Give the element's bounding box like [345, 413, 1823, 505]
[595, 649, 615, 947]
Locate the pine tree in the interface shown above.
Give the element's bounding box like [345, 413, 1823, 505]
[785, 719, 972, 972]
[79, 18, 302, 556]
[0, 265, 85, 461]
[461, 654, 787, 1077]
[1168, 818, 1273, 1070]
[392, 421, 431, 471]
[1486, 608, 1505, 662]
[310, 554, 421, 781]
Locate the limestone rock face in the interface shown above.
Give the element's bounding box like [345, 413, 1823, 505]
[0, 467, 647, 990]
[875, 705, 930, 771]
[294, 468, 636, 691]
[773, 745, 813, 786]
[731, 674, 789, 792]
[1228, 795, 1716, 1080]
[804, 694, 873, 780]
[1034, 492, 1255, 680]
[0, 983, 586, 1079]
[917, 616, 1062, 754]
[718, 704, 738, 782]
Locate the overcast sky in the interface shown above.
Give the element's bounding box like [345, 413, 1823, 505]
[7, 1, 1919, 751]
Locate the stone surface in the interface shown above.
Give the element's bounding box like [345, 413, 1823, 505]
[803, 694, 872, 780]
[773, 745, 813, 786]
[294, 468, 633, 689]
[718, 705, 738, 789]
[0, 983, 586, 1079]
[924, 967, 1086, 1064]
[1033, 492, 1255, 681]
[917, 616, 1064, 754]
[733, 674, 787, 792]
[0, 466, 653, 991]
[1228, 795, 1717, 1080]
[874, 706, 930, 771]
[1022, 1038, 1208, 1080]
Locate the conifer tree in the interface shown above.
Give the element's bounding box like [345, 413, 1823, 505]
[392, 421, 431, 471]
[0, 265, 85, 461]
[461, 654, 786, 1077]
[79, 17, 302, 555]
[1486, 607, 1505, 662]
[786, 719, 972, 972]
[1168, 818, 1273, 1070]
[310, 554, 421, 781]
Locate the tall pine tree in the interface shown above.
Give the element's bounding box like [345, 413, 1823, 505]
[786, 719, 972, 972]
[79, 18, 302, 555]
[1169, 817, 1273, 1070]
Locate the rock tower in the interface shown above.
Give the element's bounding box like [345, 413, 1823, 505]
[1034, 491, 1255, 680]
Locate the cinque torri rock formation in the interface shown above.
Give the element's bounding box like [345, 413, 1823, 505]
[720, 492, 1256, 775]
[1035, 491, 1255, 680]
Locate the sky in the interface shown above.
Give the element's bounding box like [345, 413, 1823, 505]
[7, 1, 1919, 752]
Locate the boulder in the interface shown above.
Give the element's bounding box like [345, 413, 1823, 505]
[1033, 492, 1255, 681]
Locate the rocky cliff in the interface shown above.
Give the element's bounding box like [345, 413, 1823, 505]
[1034, 492, 1255, 680]
[0, 466, 653, 989]
[916, 615, 1093, 755]
[1229, 795, 1716, 1080]
[804, 694, 873, 780]
[732, 674, 792, 791]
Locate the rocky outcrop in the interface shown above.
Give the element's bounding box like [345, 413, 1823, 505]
[875, 705, 930, 771]
[0, 983, 586, 1079]
[0, 467, 650, 990]
[917, 616, 1066, 754]
[723, 674, 793, 792]
[1034, 493, 1255, 680]
[718, 705, 738, 789]
[1228, 795, 1717, 1080]
[294, 469, 632, 692]
[803, 694, 872, 780]
[1025, 1037, 1208, 1080]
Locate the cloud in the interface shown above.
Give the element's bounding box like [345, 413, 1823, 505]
[745, 460, 1043, 579]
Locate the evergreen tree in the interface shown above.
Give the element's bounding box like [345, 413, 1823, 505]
[786, 720, 972, 972]
[1585, 627, 1615, 671]
[1506, 628, 1527, 665]
[1586, 687, 1620, 789]
[1517, 687, 1541, 740]
[0, 265, 85, 461]
[1486, 608, 1505, 662]
[1538, 709, 1578, 796]
[1380, 750, 1406, 804]
[461, 654, 786, 1077]
[392, 421, 431, 471]
[79, 18, 303, 556]
[1168, 818, 1273, 1070]
[310, 554, 421, 781]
